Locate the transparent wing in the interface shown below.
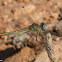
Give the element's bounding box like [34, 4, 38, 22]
[0, 27, 31, 36]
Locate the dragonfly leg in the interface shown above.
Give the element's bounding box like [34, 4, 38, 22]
[36, 32, 38, 41]
[35, 32, 42, 43]
[38, 32, 45, 43]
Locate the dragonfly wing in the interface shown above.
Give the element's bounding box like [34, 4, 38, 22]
[0, 27, 31, 36]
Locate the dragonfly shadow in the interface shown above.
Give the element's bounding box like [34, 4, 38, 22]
[0, 47, 19, 61]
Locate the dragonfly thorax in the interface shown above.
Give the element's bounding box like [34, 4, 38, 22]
[29, 23, 41, 31]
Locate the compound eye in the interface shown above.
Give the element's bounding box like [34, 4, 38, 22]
[40, 22, 45, 30]
[43, 25, 47, 30]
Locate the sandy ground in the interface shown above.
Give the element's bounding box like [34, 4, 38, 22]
[0, 0, 62, 62]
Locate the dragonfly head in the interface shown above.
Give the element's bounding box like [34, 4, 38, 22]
[40, 23, 47, 31]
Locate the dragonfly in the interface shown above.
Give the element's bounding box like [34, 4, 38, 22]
[0, 23, 47, 36]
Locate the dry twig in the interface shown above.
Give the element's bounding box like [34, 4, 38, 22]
[45, 33, 57, 62]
